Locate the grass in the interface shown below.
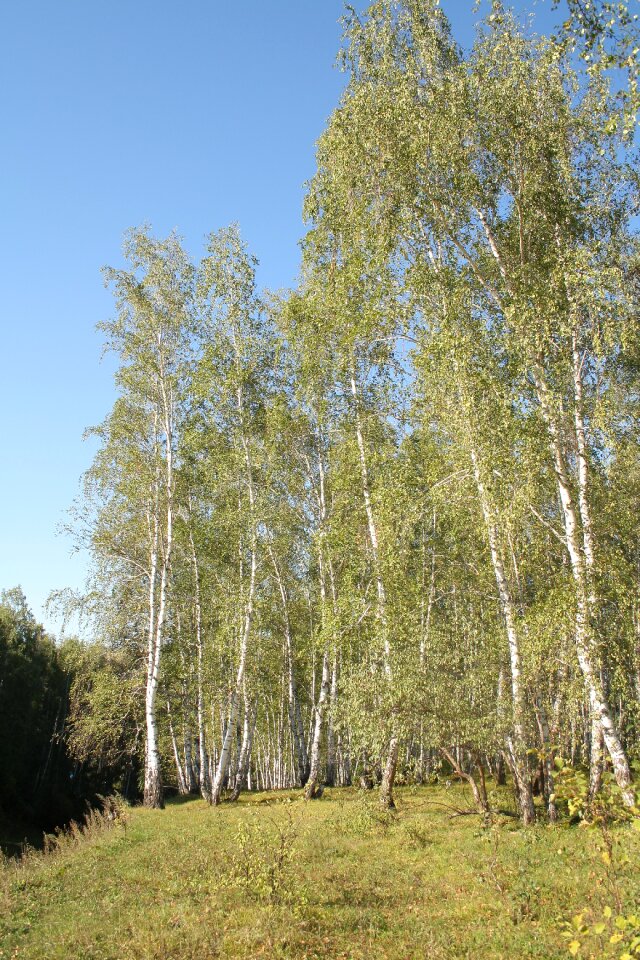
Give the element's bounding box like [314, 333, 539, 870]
[1, 784, 639, 959]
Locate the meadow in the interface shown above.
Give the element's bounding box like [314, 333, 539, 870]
[2, 785, 639, 960]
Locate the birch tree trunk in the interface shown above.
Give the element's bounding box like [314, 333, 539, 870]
[325, 653, 339, 787]
[210, 372, 258, 805]
[469, 445, 535, 824]
[533, 700, 558, 822]
[210, 541, 256, 804]
[188, 519, 211, 802]
[166, 698, 188, 795]
[304, 419, 336, 799]
[269, 544, 309, 786]
[144, 394, 174, 810]
[305, 646, 330, 798]
[417, 511, 436, 784]
[571, 332, 608, 799]
[532, 362, 634, 805]
[441, 748, 490, 819]
[229, 693, 258, 801]
[144, 495, 163, 808]
[350, 362, 398, 809]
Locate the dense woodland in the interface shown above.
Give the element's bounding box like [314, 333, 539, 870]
[5, 0, 640, 837]
[0, 589, 140, 845]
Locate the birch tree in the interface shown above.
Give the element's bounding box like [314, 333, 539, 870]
[315, 0, 637, 807]
[195, 226, 270, 805]
[93, 228, 194, 807]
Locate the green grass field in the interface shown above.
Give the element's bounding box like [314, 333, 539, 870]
[2, 785, 639, 960]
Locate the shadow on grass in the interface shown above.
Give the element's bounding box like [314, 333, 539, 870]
[163, 792, 205, 808]
[0, 815, 45, 857]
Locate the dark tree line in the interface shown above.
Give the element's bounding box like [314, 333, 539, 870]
[0, 588, 139, 848]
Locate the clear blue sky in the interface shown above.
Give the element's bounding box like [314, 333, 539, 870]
[0, 0, 558, 634]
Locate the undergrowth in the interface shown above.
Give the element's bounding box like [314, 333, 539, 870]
[1, 785, 639, 960]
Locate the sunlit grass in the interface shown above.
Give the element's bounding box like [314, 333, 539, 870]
[2, 785, 639, 959]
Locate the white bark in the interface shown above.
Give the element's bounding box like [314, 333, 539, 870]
[144, 415, 164, 809]
[469, 445, 535, 824]
[326, 652, 339, 786]
[210, 541, 256, 804]
[532, 362, 633, 804]
[188, 518, 210, 802]
[571, 333, 609, 798]
[350, 368, 388, 657]
[305, 646, 330, 798]
[166, 698, 188, 795]
[350, 362, 397, 808]
[268, 544, 309, 785]
[144, 502, 161, 806]
[210, 367, 257, 805]
[230, 692, 258, 801]
[304, 419, 336, 798]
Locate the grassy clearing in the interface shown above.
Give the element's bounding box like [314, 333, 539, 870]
[1, 785, 639, 960]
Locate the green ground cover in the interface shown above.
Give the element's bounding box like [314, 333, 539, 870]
[2, 786, 639, 960]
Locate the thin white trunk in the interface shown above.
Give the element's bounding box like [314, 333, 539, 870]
[305, 646, 330, 798]
[144, 435, 163, 809]
[533, 700, 558, 822]
[269, 543, 309, 785]
[350, 363, 397, 809]
[230, 692, 258, 801]
[304, 420, 336, 798]
[325, 652, 339, 787]
[166, 699, 188, 795]
[210, 541, 257, 804]
[350, 368, 388, 654]
[211, 371, 257, 804]
[572, 334, 608, 798]
[469, 445, 535, 824]
[532, 362, 633, 804]
[188, 518, 210, 802]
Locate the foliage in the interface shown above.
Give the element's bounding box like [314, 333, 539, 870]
[217, 801, 309, 909]
[0, 589, 67, 823]
[562, 907, 640, 959]
[554, 759, 640, 823]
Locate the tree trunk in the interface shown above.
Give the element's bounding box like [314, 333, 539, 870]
[188, 518, 211, 802]
[469, 445, 535, 825]
[379, 737, 400, 809]
[211, 541, 257, 804]
[144, 469, 164, 809]
[229, 695, 258, 801]
[269, 544, 309, 786]
[441, 748, 490, 819]
[166, 699, 188, 795]
[305, 647, 330, 799]
[325, 653, 339, 787]
[350, 363, 398, 809]
[533, 700, 558, 822]
[532, 362, 634, 805]
[211, 369, 258, 805]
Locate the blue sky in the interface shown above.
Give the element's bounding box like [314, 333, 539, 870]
[0, 0, 558, 633]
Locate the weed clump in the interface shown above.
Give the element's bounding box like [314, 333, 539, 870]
[1, 795, 128, 872]
[330, 793, 397, 838]
[217, 801, 309, 910]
